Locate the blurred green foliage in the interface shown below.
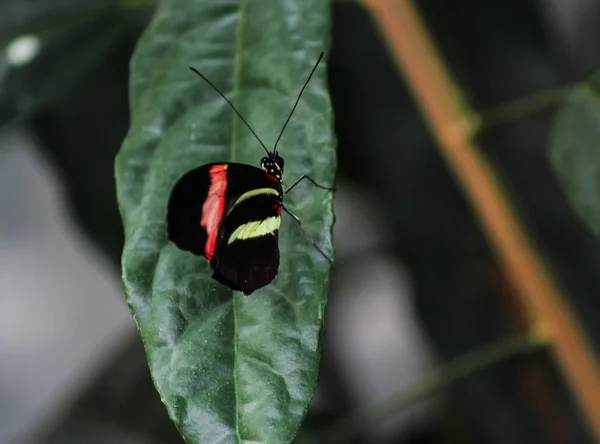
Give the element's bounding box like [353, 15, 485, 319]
[550, 72, 600, 238]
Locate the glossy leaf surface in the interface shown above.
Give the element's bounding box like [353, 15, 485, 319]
[550, 75, 600, 237]
[115, 1, 336, 443]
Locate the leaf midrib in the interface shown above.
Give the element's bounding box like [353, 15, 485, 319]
[231, 0, 248, 441]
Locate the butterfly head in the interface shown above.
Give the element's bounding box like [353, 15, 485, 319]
[261, 154, 284, 180]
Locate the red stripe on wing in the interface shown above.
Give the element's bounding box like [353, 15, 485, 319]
[200, 164, 228, 260]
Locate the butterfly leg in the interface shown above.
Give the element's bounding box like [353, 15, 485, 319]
[284, 175, 336, 194]
[281, 205, 334, 266]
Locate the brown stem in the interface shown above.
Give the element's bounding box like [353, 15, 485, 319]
[363, 0, 600, 441]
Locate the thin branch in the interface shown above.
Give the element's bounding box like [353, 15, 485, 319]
[363, 0, 600, 441]
[476, 86, 574, 133]
[323, 334, 544, 443]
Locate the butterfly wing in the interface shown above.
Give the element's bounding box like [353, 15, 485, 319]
[167, 163, 212, 256]
[167, 162, 282, 294]
[211, 191, 282, 295]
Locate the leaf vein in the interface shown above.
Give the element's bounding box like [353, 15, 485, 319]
[231, 1, 248, 441]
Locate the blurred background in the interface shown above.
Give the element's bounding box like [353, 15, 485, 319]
[2, 0, 600, 443]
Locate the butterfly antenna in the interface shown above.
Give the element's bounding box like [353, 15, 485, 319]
[272, 52, 324, 155]
[189, 66, 270, 156]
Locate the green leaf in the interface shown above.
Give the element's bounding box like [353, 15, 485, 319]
[115, 1, 336, 443]
[549, 73, 600, 237]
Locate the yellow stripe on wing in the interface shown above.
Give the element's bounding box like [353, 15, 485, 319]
[227, 187, 280, 215]
[227, 216, 281, 244]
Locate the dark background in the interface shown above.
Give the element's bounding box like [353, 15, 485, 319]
[2, 1, 600, 443]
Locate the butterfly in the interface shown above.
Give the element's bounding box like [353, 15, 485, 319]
[167, 52, 334, 295]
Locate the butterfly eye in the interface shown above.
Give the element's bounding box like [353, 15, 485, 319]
[274, 155, 284, 171]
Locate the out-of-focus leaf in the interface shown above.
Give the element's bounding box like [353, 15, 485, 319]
[0, 1, 118, 40]
[0, 11, 130, 126]
[549, 73, 600, 237]
[29, 16, 148, 265]
[115, 1, 336, 443]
